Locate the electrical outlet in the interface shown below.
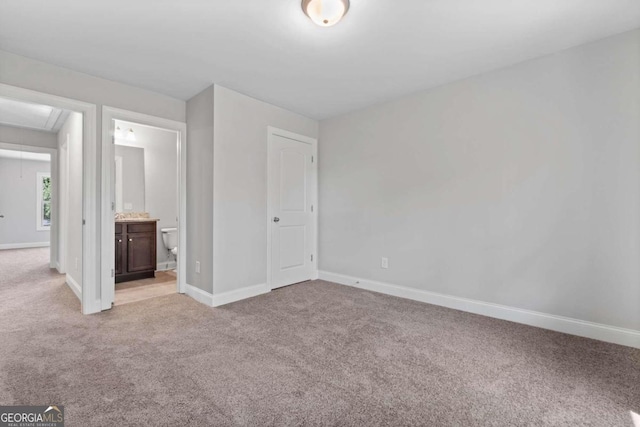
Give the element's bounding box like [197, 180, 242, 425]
[381, 257, 389, 269]
[195, 261, 201, 274]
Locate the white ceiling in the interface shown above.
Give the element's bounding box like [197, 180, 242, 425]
[0, 0, 639, 119]
[0, 149, 50, 162]
[0, 97, 70, 132]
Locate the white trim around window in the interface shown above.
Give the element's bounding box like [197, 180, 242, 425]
[36, 172, 51, 231]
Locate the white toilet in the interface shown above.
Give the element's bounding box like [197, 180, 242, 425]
[160, 227, 178, 261]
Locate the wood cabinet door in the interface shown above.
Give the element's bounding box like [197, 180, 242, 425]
[115, 235, 125, 275]
[127, 234, 155, 273]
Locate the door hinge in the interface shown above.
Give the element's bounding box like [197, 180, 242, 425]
[311, 205, 314, 213]
[112, 136, 115, 144]
[82, 219, 86, 225]
[312, 156, 314, 163]
[111, 201, 115, 211]
[311, 254, 314, 262]
[111, 269, 114, 278]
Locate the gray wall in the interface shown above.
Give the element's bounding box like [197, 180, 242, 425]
[0, 157, 51, 246]
[184, 85, 318, 295]
[212, 85, 318, 294]
[186, 86, 214, 293]
[0, 124, 57, 149]
[319, 29, 640, 331]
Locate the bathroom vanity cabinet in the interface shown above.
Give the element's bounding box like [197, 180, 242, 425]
[115, 220, 157, 283]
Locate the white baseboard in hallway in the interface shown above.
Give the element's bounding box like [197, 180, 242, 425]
[184, 283, 270, 308]
[185, 283, 214, 306]
[212, 283, 270, 307]
[0, 242, 50, 250]
[319, 271, 640, 349]
[66, 274, 81, 301]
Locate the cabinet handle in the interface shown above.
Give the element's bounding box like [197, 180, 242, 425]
[129, 238, 133, 242]
[118, 239, 122, 243]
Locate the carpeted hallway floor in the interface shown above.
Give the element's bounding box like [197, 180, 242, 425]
[0, 248, 639, 426]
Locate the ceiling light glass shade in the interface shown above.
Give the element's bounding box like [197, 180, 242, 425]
[302, 0, 349, 27]
[126, 128, 136, 142]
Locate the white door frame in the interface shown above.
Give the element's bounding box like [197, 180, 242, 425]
[266, 126, 318, 290]
[101, 107, 187, 310]
[0, 142, 57, 262]
[0, 83, 100, 315]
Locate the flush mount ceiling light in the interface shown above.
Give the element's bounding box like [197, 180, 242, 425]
[302, 0, 350, 27]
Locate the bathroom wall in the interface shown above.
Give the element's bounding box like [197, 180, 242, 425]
[114, 121, 178, 268]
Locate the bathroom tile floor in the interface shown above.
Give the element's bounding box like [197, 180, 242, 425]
[114, 270, 177, 306]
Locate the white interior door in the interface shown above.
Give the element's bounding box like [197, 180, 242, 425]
[268, 130, 317, 289]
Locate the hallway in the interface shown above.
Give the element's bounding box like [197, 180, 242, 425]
[0, 247, 66, 310]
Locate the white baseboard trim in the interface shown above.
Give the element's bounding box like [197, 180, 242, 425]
[185, 283, 214, 307]
[65, 274, 81, 302]
[0, 242, 50, 250]
[212, 283, 270, 307]
[156, 261, 177, 272]
[55, 262, 65, 274]
[319, 271, 640, 349]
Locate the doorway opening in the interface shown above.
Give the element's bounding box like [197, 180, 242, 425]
[112, 120, 178, 305]
[0, 143, 54, 272]
[0, 94, 88, 307]
[101, 108, 186, 309]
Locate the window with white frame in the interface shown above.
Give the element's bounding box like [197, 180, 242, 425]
[36, 172, 51, 231]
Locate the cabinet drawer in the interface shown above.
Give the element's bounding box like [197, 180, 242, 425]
[115, 223, 123, 234]
[126, 222, 155, 233]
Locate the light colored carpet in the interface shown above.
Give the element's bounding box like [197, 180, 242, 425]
[0, 248, 639, 426]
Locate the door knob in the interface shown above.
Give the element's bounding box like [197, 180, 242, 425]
[129, 238, 133, 242]
[273, 217, 280, 223]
